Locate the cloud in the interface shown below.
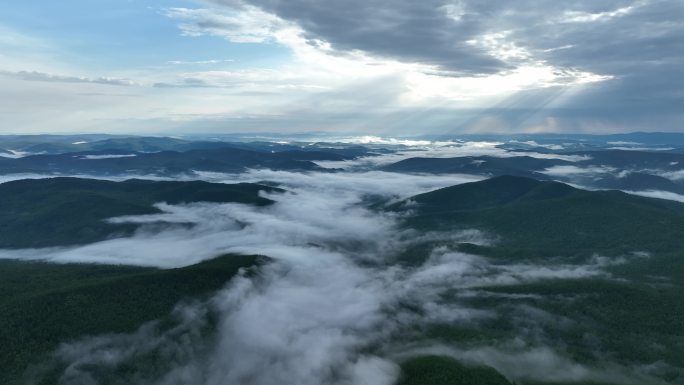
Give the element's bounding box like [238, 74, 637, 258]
[508, 140, 565, 150]
[0, 70, 137, 86]
[607, 141, 642, 145]
[656, 169, 684, 181]
[16, 169, 465, 384]
[167, 59, 234, 65]
[165, 6, 290, 44]
[541, 165, 616, 177]
[197, 0, 653, 81]
[557, 2, 643, 23]
[1, 1, 683, 133]
[151, 69, 333, 92]
[403, 248, 615, 294]
[161, 2, 613, 115]
[196, 0, 507, 75]
[316, 140, 588, 170]
[608, 146, 675, 151]
[80, 154, 138, 160]
[0, 149, 30, 159]
[623, 189, 684, 203]
[0, 169, 480, 267]
[163, 0, 681, 133]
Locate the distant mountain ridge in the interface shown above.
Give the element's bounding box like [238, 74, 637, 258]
[382, 156, 566, 178]
[0, 147, 348, 176]
[382, 150, 684, 195]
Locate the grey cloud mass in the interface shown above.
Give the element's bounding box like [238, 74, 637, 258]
[211, 0, 682, 74]
[211, 0, 508, 75]
[502, 0, 684, 122]
[203, 0, 684, 131]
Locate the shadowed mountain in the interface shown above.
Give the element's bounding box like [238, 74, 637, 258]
[398, 356, 514, 385]
[382, 156, 568, 177]
[383, 150, 684, 176]
[0, 177, 281, 248]
[587, 131, 684, 146]
[592, 172, 684, 194]
[17, 136, 196, 154]
[0, 134, 117, 153]
[572, 149, 684, 169]
[0, 147, 345, 176]
[394, 175, 684, 257]
[0, 135, 378, 160]
[87, 136, 188, 152]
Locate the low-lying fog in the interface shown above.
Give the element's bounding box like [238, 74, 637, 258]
[0, 143, 675, 385]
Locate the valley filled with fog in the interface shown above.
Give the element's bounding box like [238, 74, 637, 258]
[1, 134, 683, 385]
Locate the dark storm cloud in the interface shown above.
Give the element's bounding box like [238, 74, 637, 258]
[209, 0, 509, 74]
[212, 0, 682, 75]
[207, 0, 684, 131]
[501, 0, 684, 121]
[518, 0, 684, 75]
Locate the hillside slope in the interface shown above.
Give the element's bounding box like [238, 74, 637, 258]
[0, 254, 263, 385]
[0, 177, 281, 248]
[396, 175, 684, 257]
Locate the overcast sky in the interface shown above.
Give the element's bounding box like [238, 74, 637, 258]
[0, 0, 682, 135]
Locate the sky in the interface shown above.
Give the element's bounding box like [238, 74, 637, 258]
[0, 0, 682, 135]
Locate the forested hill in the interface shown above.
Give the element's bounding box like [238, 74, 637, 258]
[0, 177, 281, 248]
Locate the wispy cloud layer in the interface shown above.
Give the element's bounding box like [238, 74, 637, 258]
[0, 70, 137, 86]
